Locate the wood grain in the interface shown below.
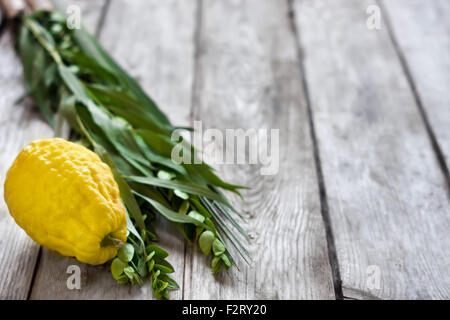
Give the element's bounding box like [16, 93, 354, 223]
[381, 0, 450, 178]
[293, 0, 450, 299]
[30, 0, 198, 299]
[183, 0, 335, 299]
[0, 30, 53, 300]
[4, 0, 447, 301]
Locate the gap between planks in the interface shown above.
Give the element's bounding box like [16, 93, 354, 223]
[288, 0, 343, 300]
[182, 0, 204, 300]
[378, 0, 450, 198]
[184, 0, 335, 299]
[292, 0, 450, 299]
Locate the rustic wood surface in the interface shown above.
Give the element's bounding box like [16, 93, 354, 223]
[183, 0, 335, 299]
[382, 0, 450, 184]
[292, 0, 450, 299]
[0, 0, 449, 300]
[0, 30, 52, 300]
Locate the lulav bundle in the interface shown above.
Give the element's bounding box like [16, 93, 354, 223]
[15, 9, 249, 299]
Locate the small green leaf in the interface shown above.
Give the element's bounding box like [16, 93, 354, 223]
[174, 189, 189, 200]
[131, 272, 143, 286]
[212, 259, 221, 274]
[204, 218, 217, 232]
[127, 175, 230, 206]
[195, 226, 203, 239]
[178, 200, 189, 215]
[199, 231, 215, 255]
[221, 254, 231, 268]
[148, 259, 155, 272]
[159, 274, 180, 289]
[118, 243, 134, 262]
[157, 170, 176, 180]
[111, 258, 127, 280]
[137, 259, 148, 277]
[188, 211, 205, 223]
[50, 24, 63, 34]
[159, 281, 169, 291]
[154, 264, 174, 274]
[154, 290, 163, 300]
[212, 239, 226, 256]
[153, 258, 175, 273]
[135, 191, 209, 229]
[123, 266, 135, 279]
[152, 270, 161, 288]
[145, 251, 156, 262]
[116, 275, 129, 284]
[49, 11, 65, 22]
[146, 245, 169, 259]
[211, 256, 221, 268]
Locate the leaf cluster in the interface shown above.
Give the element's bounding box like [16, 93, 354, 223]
[15, 10, 250, 299]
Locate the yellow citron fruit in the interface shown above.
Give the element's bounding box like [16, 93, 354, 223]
[4, 138, 127, 265]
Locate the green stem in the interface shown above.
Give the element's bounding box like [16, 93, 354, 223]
[101, 234, 125, 248]
[24, 17, 64, 65]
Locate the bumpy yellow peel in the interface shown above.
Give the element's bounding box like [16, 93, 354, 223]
[4, 138, 127, 265]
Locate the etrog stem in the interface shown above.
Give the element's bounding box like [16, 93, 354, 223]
[101, 234, 125, 248]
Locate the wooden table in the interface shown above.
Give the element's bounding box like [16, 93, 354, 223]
[0, 0, 449, 300]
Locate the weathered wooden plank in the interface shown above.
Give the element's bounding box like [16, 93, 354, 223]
[30, 0, 197, 299]
[0, 30, 53, 300]
[293, 0, 450, 299]
[381, 0, 450, 178]
[183, 0, 335, 299]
